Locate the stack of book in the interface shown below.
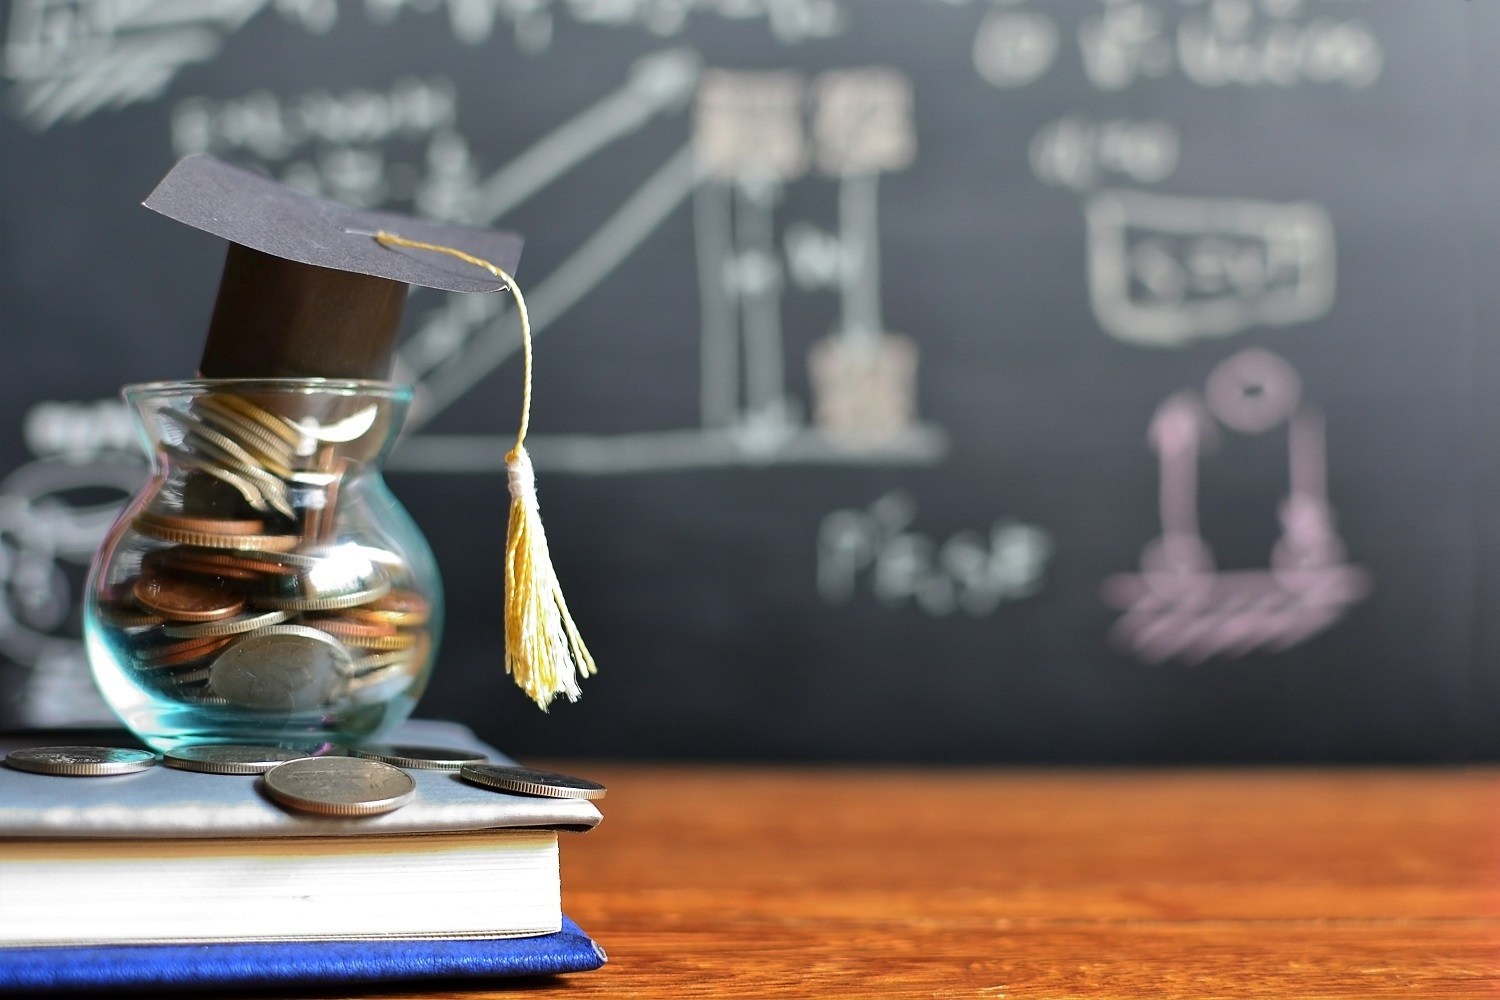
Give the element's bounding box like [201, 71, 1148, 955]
[0, 720, 605, 992]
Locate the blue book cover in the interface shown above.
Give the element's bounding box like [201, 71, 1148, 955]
[0, 917, 606, 992]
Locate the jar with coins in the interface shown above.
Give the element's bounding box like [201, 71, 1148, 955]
[84, 379, 441, 751]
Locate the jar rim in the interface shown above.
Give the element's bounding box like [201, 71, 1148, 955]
[123, 378, 414, 402]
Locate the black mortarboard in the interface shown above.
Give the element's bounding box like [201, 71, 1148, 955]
[143, 155, 523, 380]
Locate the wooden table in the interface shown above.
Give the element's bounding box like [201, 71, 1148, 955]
[379, 767, 1498, 998]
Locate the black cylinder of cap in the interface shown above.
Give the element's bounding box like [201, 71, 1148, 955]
[199, 244, 407, 380]
[142, 155, 522, 380]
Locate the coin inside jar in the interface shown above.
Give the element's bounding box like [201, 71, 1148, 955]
[344, 589, 431, 628]
[137, 633, 237, 669]
[457, 764, 606, 800]
[164, 744, 312, 774]
[135, 511, 266, 536]
[254, 565, 391, 612]
[261, 756, 415, 816]
[208, 624, 352, 710]
[353, 744, 487, 770]
[132, 573, 245, 622]
[164, 609, 290, 639]
[4, 746, 158, 776]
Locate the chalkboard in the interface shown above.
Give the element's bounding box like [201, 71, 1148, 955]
[0, 0, 1494, 761]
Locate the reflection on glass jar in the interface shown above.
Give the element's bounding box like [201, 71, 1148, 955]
[84, 379, 442, 752]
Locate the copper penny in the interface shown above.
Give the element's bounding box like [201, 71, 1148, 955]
[135, 511, 266, 536]
[132, 574, 245, 623]
[137, 634, 236, 669]
[160, 548, 306, 578]
[143, 549, 261, 582]
[345, 589, 431, 628]
[304, 616, 398, 641]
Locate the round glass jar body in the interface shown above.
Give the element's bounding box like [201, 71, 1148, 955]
[84, 379, 441, 752]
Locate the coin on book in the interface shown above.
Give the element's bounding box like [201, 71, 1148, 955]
[3, 746, 157, 776]
[354, 744, 488, 770]
[261, 756, 415, 816]
[164, 744, 312, 775]
[458, 764, 606, 800]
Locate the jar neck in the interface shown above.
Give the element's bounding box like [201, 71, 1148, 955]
[125, 379, 411, 470]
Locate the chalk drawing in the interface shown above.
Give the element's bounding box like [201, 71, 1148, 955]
[972, 8, 1060, 89]
[0, 401, 145, 725]
[2, 0, 850, 130]
[1101, 349, 1371, 664]
[1075, 0, 1382, 93]
[1030, 115, 1179, 192]
[1085, 189, 1336, 348]
[2, 0, 265, 128]
[819, 492, 1052, 617]
[384, 60, 947, 474]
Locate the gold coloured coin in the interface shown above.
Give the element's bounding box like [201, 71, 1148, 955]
[210, 393, 305, 449]
[133, 523, 302, 552]
[309, 628, 416, 651]
[135, 512, 266, 536]
[261, 756, 415, 816]
[192, 402, 296, 475]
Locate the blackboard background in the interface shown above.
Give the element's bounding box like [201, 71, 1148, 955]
[0, 0, 1494, 761]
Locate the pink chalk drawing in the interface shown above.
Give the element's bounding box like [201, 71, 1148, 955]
[1101, 349, 1372, 664]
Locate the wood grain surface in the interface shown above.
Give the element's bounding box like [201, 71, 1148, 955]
[260, 767, 1499, 999]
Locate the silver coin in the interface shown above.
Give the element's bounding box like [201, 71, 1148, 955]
[164, 744, 312, 775]
[4, 746, 157, 777]
[354, 744, 488, 771]
[208, 624, 351, 711]
[458, 764, 606, 800]
[165, 609, 290, 639]
[261, 756, 415, 816]
[254, 558, 392, 612]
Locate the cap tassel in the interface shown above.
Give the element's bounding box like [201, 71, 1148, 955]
[373, 231, 597, 709]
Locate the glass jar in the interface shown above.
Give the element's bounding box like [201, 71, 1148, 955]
[84, 379, 442, 752]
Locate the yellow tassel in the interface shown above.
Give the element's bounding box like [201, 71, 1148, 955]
[373, 230, 597, 709]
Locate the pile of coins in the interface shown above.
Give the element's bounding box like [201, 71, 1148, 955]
[94, 391, 432, 716]
[1, 744, 605, 819]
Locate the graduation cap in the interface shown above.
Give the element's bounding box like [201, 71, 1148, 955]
[143, 154, 524, 380]
[138, 155, 594, 711]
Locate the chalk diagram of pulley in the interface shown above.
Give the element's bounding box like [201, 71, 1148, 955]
[386, 52, 947, 476]
[1101, 349, 1372, 664]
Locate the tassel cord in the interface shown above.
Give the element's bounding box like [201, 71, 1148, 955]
[373, 231, 532, 453]
[373, 230, 595, 708]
